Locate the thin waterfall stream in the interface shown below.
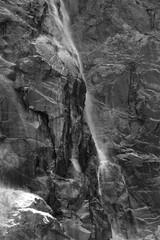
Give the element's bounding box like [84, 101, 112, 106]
[0, 0, 158, 239]
[0, 0, 139, 239]
[55, 1, 138, 239]
[52, 0, 116, 238]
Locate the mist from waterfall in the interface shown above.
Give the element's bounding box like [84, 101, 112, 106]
[0, 0, 134, 239]
[85, 92, 121, 240]
[52, 1, 120, 239]
[49, 0, 84, 176]
[85, 92, 108, 163]
[49, 0, 83, 75]
[52, 0, 109, 178]
[53, 0, 109, 165]
[52, 0, 118, 238]
[54, 2, 138, 240]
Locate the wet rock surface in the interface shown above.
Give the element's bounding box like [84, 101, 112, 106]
[0, 187, 70, 240]
[0, 0, 110, 239]
[0, 0, 86, 195]
[2, 0, 160, 239]
[68, 0, 160, 239]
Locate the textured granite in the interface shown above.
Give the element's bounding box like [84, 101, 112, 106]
[0, 0, 110, 239]
[68, 0, 160, 239]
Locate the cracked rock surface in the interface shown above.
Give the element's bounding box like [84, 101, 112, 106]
[2, 0, 160, 239]
[0, 187, 70, 240]
[0, 0, 86, 194]
[0, 0, 111, 239]
[67, 0, 160, 239]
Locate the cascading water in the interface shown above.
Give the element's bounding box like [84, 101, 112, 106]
[0, 0, 137, 238]
[49, 0, 83, 75]
[0, 0, 83, 230]
[52, 0, 119, 238]
[53, 0, 122, 238]
[54, 1, 138, 239]
[84, 76, 138, 240]
[49, 0, 84, 176]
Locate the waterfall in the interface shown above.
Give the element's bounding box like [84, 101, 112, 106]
[49, 0, 83, 75]
[85, 81, 137, 240]
[53, 0, 109, 166]
[52, 0, 119, 238]
[49, 0, 83, 176]
[53, 1, 139, 239]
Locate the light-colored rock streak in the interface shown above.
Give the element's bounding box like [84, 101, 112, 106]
[0, 186, 71, 239]
[48, 0, 85, 177]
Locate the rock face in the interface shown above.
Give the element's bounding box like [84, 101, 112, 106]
[0, 187, 70, 240]
[67, 0, 160, 239]
[3, 0, 160, 239]
[0, 0, 86, 193]
[0, 0, 111, 240]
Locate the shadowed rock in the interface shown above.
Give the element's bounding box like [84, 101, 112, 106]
[68, 0, 160, 239]
[0, 0, 111, 239]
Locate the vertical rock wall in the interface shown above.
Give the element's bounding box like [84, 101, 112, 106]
[0, 0, 111, 239]
[68, 0, 160, 239]
[0, 0, 86, 192]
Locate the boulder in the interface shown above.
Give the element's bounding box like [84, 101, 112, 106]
[0, 187, 70, 240]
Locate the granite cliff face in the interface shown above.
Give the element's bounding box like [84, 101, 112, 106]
[0, 187, 71, 240]
[1, 0, 160, 240]
[0, 0, 86, 190]
[0, 0, 111, 239]
[65, 0, 160, 239]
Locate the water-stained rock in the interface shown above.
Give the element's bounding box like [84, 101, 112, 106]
[0, 0, 111, 239]
[69, 0, 160, 239]
[0, 0, 86, 193]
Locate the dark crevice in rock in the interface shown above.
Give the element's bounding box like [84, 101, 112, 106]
[0, 19, 10, 35]
[30, 108, 56, 171]
[55, 98, 72, 176]
[37, 1, 48, 34]
[78, 130, 94, 173]
[146, 8, 156, 29]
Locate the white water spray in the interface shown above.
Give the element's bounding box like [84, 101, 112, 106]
[48, 0, 83, 76]
[52, 2, 138, 239]
[85, 92, 108, 163]
[53, 0, 108, 177]
[49, 0, 84, 176]
[41, 1, 136, 239]
[49, 6, 119, 238]
[51, 0, 114, 221]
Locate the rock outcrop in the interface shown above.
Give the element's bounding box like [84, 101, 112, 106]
[0, 0, 86, 195]
[0, 187, 70, 240]
[3, 0, 160, 239]
[67, 0, 160, 239]
[0, 0, 111, 239]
